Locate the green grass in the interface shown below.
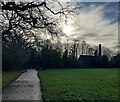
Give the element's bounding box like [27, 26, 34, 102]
[2, 70, 24, 87]
[38, 69, 118, 101]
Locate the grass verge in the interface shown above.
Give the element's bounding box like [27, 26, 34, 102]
[38, 69, 118, 101]
[2, 70, 24, 87]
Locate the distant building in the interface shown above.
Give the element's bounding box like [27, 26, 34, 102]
[78, 44, 109, 68]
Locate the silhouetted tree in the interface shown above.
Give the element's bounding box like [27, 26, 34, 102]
[62, 47, 68, 67]
[110, 54, 120, 67]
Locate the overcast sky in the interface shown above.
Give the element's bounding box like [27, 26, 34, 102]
[60, 2, 118, 51]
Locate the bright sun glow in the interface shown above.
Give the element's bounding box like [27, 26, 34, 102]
[63, 25, 74, 36]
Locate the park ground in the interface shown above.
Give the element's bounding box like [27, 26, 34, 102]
[2, 70, 24, 87]
[2, 68, 118, 101]
[38, 69, 118, 101]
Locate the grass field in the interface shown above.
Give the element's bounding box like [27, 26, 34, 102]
[38, 69, 118, 101]
[2, 70, 24, 87]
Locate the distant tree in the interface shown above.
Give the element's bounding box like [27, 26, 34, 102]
[62, 47, 68, 67]
[41, 46, 61, 69]
[102, 46, 114, 59]
[81, 40, 87, 55]
[87, 47, 95, 56]
[110, 54, 120, 67]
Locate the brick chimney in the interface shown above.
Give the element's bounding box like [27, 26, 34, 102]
[98, 44, 102, 56]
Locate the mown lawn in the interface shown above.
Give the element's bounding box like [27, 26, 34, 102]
[38, 69, 118, 101]
[2, 70, 24, 87]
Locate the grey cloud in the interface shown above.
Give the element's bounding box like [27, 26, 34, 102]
[66, 5, 118, 51]
[111, 44, 120, 50]
[81, 33, 99, 37]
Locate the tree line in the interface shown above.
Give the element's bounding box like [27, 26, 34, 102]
[3, 38, 120, 71]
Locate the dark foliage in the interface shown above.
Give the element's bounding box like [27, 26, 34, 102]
[3, 40, 120, 71]
[109, 54, 120, 68]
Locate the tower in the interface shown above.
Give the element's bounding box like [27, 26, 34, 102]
[98, 44, 102, 56]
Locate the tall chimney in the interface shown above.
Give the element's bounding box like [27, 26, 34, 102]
[98, 44, 102, 56]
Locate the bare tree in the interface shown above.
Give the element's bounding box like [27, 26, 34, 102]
[1, 1, 79, 49]
[1, 1, 80, 70]
[1, 1, 79, 34]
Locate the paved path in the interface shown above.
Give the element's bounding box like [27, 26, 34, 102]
[2, 69, 42, 101]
